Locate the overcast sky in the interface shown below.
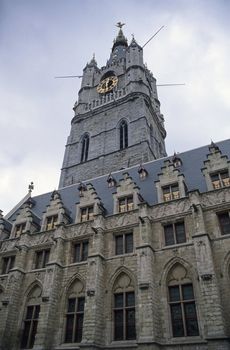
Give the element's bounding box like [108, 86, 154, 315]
[1, 0, 230, 214]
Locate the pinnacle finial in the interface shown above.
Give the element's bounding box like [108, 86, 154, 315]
[116, 22, 125, 29]
[28, 181, 34, 193]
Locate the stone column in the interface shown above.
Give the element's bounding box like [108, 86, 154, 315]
[33, 227, 64, 350]
[81, 214, 105, 349]
[0, 245, 27, 350]
[136, 203, 158, 344]
[189, 191, 227, 340]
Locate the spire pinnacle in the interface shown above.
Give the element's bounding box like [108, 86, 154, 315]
[112, 22, 128, 52]
[116, 22, 125, 29]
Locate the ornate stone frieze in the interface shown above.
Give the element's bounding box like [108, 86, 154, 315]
[105, 211, 139, 230]
[151, 198, 190, 220]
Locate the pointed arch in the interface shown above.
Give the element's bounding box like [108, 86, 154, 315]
[63, 276, 86, 344]
[160, 257, 196, 287]
[80, 133, 90, 162]
[109, 268, 136, 341]
[119, 120, 128, 150]
[163, 260, 199, 338]
[20, 283, 42, 349]
[109, 267, 135, 291]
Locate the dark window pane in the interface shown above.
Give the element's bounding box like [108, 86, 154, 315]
[75, 313, 84, 342]
[164, 225, 174, 246]
[29, 320, 38, 348]
[184, 302, 199, 336]
[74, 244, 81, 262]
[124, 123, 128, 148]
[114, 310, 123, 340]
[171, 304, 184, 337]
[10, 256, 15, 270]
[171, 184, 179, 192]
[34, 305, 40, 319]
[114, 293, 123, 308]
[44, 250, 50, 266]
[120, 124, 124, 149]
[82, 242, 88, 261]
[125, 233, 133, 253]
[21, 321, 30, 348]
[218, 213, 230, 235]
[127, 196, 133, 205]
[210, 173, 219, 182]
[35, 251, 43, 269]
[115, 235, 123, 255]
[169, 286, 180, 302]
[126, 309, 136, 340]
[119, 198, 126, 206]
[220, 171, 229, 179]
[85, 136, 89, 161]
[77, 297, 85, 312]
[26, 306, 34, 320]
[175, 222, 186, 243]
[2, 258, 7, 274]
[163, 186, 170, 194]
[126, 292, 135, 307]
[182, 284, 194, 300]
[65, 315, 74, 343]
[68, 298, 76, 313]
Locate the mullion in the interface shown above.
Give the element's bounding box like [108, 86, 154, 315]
[123, 293, 126, 339]
[72, 299, 77, 343]
[179, 285, 187, 336]
[27, 305, 36, 349]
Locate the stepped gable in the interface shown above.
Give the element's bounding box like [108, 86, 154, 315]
[6, 139, 230, 223]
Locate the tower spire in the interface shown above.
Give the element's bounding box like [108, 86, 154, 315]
[112, 22, 128, 51]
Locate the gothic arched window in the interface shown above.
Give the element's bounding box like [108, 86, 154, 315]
[80, 134, 90, 163]
[64, 279, 85, 343]
[113, 273, 136, 341]
[167, 264, 199, 337]
[119, 121, 128, 150]
[21, 285, 42, 349]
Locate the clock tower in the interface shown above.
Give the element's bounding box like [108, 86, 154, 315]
[59, 25, 167, 188]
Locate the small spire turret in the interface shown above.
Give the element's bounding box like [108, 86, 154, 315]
[112, 22, 128, 51]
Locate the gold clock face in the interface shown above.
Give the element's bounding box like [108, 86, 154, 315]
[97, 76, 118, 94]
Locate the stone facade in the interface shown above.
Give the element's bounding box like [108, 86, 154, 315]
[0, 27, 230, 350]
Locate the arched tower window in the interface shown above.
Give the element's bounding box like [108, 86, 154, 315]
[81, 134, 89, 163]
[119, 121, 128, 150]
[113, 272, 136, 341]
[21, 285, 42, 349]
[64, 279, 85, 343]
[167, 264, 199, 337]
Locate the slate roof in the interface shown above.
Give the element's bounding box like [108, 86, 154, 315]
[6, 139, 230, 224]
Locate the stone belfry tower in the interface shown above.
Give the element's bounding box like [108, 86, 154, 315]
[59, 24, 167, 188]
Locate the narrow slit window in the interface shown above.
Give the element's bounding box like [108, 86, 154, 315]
[81, 134, 90, 162]
[120, 121, 128, 150]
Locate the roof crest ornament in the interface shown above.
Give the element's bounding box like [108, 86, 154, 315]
[28, 181, 34, 194]
[116, 22, 125, 29]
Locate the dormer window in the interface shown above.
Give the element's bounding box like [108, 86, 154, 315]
[107, 174, 116, 188]
[118, 196, 133, 213]
[162, 184, 180, 202]
[15, 222, 26, 237]
[45, 215, 58, 231]
[138, 165, 148, 180]
[78, 182, 87, 196]
[80, 206, 94, 222]
[210, 170, 230, 189]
